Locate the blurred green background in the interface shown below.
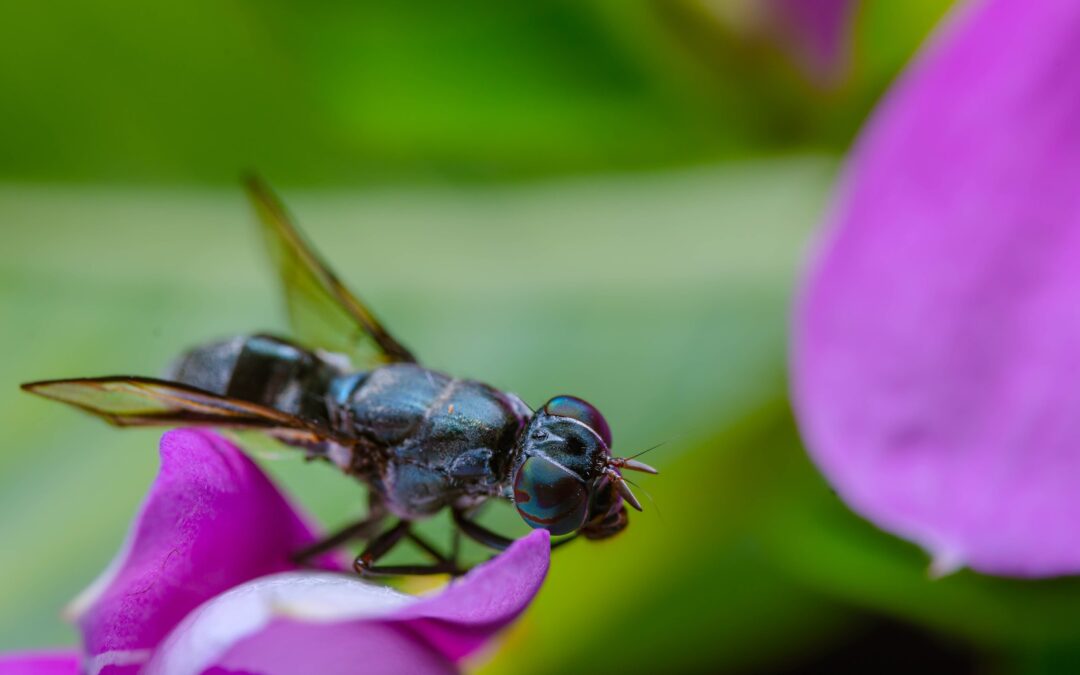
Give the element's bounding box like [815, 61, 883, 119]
[9, 1, 1080, 673]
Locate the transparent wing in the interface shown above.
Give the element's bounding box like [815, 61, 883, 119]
[21, 376, 338, 446]
[244, 175, 417, 367]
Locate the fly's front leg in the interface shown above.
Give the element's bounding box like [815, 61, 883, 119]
[354, 521, 462, 577]
[452, 508, 512, 551]
[452, 509, 578, 552]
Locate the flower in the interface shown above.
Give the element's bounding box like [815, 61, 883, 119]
[792, 0, 1080, 577]
[768, 0, 855, 86]
[696, 0, 854, 86]
[0, 430, 549, 674]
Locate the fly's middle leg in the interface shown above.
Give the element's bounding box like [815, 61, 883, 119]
[292, 505, 387, 566]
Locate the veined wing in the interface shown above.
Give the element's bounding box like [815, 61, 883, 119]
[21, 376, 341, 446]
[244, 175, 417, 367]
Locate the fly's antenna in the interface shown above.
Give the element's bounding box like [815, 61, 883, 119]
[605, 446, 660, 512]
[609, 455, 659, 475]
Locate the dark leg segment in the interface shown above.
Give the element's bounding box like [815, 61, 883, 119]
[406, 530, 452, 566]
[452, 509, 579, 552]
[306, 508, 581, 578]
[292, 509, 386, 565]
[449, 528, 462, 568]
[452, 509, 513, 551]
[354, 521, 462, 577]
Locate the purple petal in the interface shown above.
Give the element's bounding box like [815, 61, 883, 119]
[212, 621, 454, 675]
[793, 0, 1080, 576]
[769, 0, 855, 85]
[145, 531, 550, 675]
[389, 528, 550, 660]
[72, 429, 337, 673]
[0, 652, 79, 675]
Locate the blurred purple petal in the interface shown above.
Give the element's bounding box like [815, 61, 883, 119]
[146, 531, 550, 675]
[770, 0, 855, 85]
[0, 652, 79, 675]
[213, 621, 454, 675]
[793, 0, 1080, 577]
[73, 429, 336, 673]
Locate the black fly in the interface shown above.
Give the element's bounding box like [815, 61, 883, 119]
[21, 177, 657, 576]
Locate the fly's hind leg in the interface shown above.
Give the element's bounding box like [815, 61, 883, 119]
[353, 521, 463, 577]
[292, 501, 387, 566]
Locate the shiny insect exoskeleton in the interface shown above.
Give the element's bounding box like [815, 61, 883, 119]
[21, 177, 656, 576]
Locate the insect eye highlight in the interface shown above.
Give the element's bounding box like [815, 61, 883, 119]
[542, 395, 612, 447]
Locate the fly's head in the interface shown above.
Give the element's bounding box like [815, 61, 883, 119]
[511, 395, 657, 540]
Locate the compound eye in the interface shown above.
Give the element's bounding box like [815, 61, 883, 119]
[513, 456, 589, 535]
[543, 395, 612, 447]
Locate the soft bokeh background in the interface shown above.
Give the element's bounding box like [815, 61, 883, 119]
[8, 1, 1080, 672]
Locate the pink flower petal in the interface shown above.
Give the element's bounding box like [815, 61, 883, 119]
[146, 531, 550, 675]
[388, 528, 550, 660]
[793, 0, 1080, 577]
[0, 651, 79, 675]
[213, 621, 454, 675]
[73, 429, 336, 673]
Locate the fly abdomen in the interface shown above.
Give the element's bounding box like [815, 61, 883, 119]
[167, 334, 343, 425]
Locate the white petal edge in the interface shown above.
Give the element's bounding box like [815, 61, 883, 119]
[143, 572, 416, 675]
[85, 649, 153, 675]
